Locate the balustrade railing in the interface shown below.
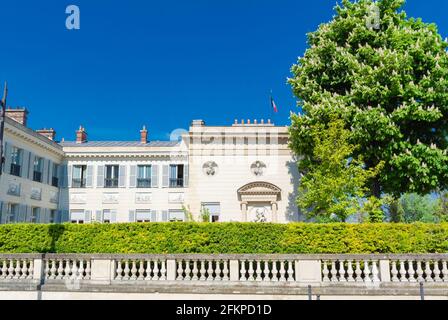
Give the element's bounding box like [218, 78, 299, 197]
[1, 254, 447, 289]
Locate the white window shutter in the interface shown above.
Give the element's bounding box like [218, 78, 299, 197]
[42, 159, 49, 184]
[95, 210, 103, 223]
[21, 150, 30, 179]
[48, 161, 53, 185]
[97, 165, 105, 188]
[119, 165, 126, 188]
[111, 210, 117, 223]
[85, 210, 92, 223]
[151, 210, 157, 222]
[0, 202, 6, 224]
[161, 210, 168, 222]
[86, 165, 94, 187]
[67, 165, 73, 188]
[151, 164, 159, 188]
[162, 165, 169, 188]
[4, 143, 11, 174]
[129, 165, 137, 188]
[184, 164, 189, 187]
[28, 153, 35, 179]
[129, 210, 136, 223]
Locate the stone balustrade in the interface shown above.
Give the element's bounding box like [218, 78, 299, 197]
[1, 254, 448, 299]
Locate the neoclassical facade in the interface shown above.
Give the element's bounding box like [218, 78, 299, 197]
[0, 108, 300, 224]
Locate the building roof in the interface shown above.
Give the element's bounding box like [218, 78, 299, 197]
[59, 141, 180, 147]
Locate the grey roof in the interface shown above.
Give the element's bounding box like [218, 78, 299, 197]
[59, 141, 180, 147]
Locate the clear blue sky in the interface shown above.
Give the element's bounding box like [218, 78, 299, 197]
[1, 0, 447, 141]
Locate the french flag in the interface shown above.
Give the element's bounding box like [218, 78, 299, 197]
[270, 96, 278, 113]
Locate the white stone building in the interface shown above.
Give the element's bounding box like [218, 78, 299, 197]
[0, 108, 300, 224]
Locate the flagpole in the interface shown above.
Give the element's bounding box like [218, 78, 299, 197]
[0, 81, 8, 176]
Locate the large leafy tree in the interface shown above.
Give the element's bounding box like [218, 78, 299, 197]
[289, 0, 448, 198]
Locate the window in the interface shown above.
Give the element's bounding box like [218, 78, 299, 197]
[169, 164, 184, 188]
[70, 210, 85, 224]
[10, 147, 22, 177]
[102, 209, 115, 223]
[105, 165, 119, 188]
[202, 203, 221, 222]
[49, 210, 57, 224]
[33, 157, 44, 182]
[136, 210, 151, 223]
[72, 165, 87, 188]
[8, 204, 19, 223]
[52, 163, 59, 187]
[137, 165, 151, 188]
[169, 210, 185, 222]
[31, 208, 40, 223]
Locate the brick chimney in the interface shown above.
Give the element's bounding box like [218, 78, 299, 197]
[36, 128, 56, 141]
[140, 125, 148, 144]
[76, 126, 88, 144]
[5, 107, 29, 127]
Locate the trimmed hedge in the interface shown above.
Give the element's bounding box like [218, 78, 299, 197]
[0, 222, 447, 254]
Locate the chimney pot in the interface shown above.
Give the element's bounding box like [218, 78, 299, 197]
[36, 128, 57, 141]
[5, 107, 29, 127]
[140, 125, 148, 144]
[254, 119, 258, 124]
[76, 126, 88, 144]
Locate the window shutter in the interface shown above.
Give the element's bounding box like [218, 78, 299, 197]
[162, 165, 169, 188]
[21, 150, 30, 178]
[60, 164, 68, 188]
[48, 160, 53, 185]
[56, 210, 63, 223]
[151, 210, 157, 222]
[86, 165, 94, 188]
[67, 165, 73, 188]
[41, 208, 49, 224]
[95, 210, 102, 223]
[19, 205, 28, 223]
[97, 165, 105, 188]
[151, 164, 159, 188]
[128, 210, 136, 223]
[4, 143, 11, 174]
[111, 210, 117, 223]
[184, 164, 189, 187]
[28, 153, 35, 179]
[85, 210, 92, 223]
[129, 165, 137, 188]
[0, 202, 7, 224]
[161, 210, 168, 222]
[63, 210, 70, 223]
[119, 165, 126, 188]
[42, 159, 49, 184]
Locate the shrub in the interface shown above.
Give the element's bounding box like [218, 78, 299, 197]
[0, 222, 446, 254]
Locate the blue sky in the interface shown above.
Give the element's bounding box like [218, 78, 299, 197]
[1, 0, 447, 141]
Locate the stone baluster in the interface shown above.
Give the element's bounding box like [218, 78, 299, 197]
[261, 261, 269, 282]
[0, 260, 6, 279]
[424, 261, 433, 282]
[184, 260, 192, 281]
[123, 260, 130, 280]
[116, 260, 123, 280]
[130, 260, 138, 280]
[338, 260, 346, 282]
[207, 260, 214, 281]
[330, 261, 338, 282]
[160, 260, 166, 281]
[137, 260, 145, 280]
[363, 260, 371, 283]
[433, 261, 442, 282]
[13, 259, 21, 279]
[271, 261, 279, 282]
[144, 260, 152, 280]
[57, 260, 65, 279]
[200, 260, 206, 281]
[322, 261, 330, 282]
[407, 260, 416, 283]
[347, 260, 355, 282]
[398, 260, 407, 282]
[70, 260, 79, 280]
[441, 261, 448, 282]
[78, 260, 85, 280]
[255, 261, 262, 282]
[176, 260, 184, 280]
[391, 260, 399, 282]
[85, 260, 91, 280]
[416, 261, 424, 282]
[215, 260, 222, 281]
[50, 259, 57, 279]
[247, 261, 255, 281]
[154, 260, 160, 281]
[355, 261, 363, 282]
[27, 260, 34, 280]
[20, 260, 28, 280]
[191, 260, 199, 281]
[222, 260, 229, 281]
[287, 261, 294, 282]
[279, 261, 286, 282]
[371, 261, 380, 283]
[239, 260, 247, 282]
[7, 259, 14, 279]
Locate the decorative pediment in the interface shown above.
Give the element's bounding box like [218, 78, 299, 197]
[237, 182, 281, 201]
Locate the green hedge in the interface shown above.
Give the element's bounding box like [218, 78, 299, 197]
[0, 222, 447, 254]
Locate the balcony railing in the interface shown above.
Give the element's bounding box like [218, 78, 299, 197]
[10, 164, 21, 177]
[105, 178, 119, 188]
[169, 178, 184, 188]
[72, 178, 86, 188]
[33, 171, 42, 183]
[137, 178, 151, 188]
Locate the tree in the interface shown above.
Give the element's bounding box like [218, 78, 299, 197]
[399, 193, 439, 223]
[288, 0, 448, 199]
[297, 118, 382, 222]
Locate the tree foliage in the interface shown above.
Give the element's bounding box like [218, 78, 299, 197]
[297, 118, 382, 221]
[288, 0, 448, 198]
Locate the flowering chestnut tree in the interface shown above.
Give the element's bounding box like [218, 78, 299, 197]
[289, 0, 448, 198]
